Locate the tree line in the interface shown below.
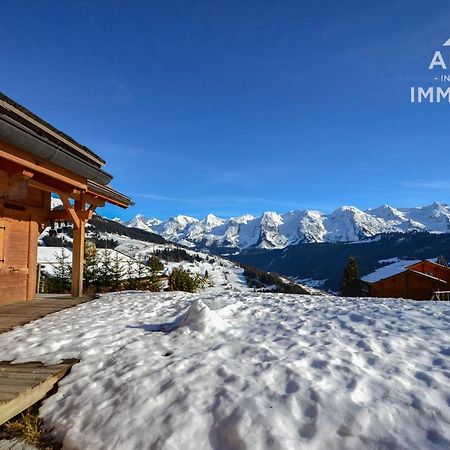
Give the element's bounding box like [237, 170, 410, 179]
[43, 243, 208, 294]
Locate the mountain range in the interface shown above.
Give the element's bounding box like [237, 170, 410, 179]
[122, 202, 450, 250]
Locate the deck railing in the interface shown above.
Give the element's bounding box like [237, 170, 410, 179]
[431, 291, 450, 301]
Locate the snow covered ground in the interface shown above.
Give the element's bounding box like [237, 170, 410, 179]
[0, 293, 449, 450]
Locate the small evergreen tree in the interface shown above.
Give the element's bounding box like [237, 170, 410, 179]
[111, 252, 124, 291]
[50, 248, 72, 293]
[135, 257, 150, 289]
[340, 256, 361, 297]
[98, 249, 115, 292]
[84, 241, 99, 292]
[147, 256, 164, 274]
[125, 259, 138, 290]
[168, 268, 208, 293]
[147, 270, 163, 292]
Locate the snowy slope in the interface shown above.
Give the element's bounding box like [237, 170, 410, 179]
[39, 212, 314, 294]
[126, 202, 450, 249]
[0, 292, 448, 450]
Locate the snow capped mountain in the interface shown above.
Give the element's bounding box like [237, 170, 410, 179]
[127, 214, 158, 231]
[125, 202, 450, 250]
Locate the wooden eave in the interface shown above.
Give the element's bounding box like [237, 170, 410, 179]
[1, 122, 132, 213]
[407, 259, 450, 273]
[407, 270, 447, 284]
[86, 180, 133, 209]
[0, 141, 87, 192]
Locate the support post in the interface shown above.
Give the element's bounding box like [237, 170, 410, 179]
[71, 200, 85, 298]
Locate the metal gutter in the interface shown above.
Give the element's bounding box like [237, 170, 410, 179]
[87, 180, 134, 208]
[0, 115, 112, 185]
[0, 92, 105, 166]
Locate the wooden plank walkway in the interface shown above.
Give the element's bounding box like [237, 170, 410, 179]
[0, 360, 77, 424]
[0, 295, 91, 424]
[0, 294, 91, 334]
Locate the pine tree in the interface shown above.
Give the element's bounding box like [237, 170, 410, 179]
[84, 241, 99, 292]
[340, 256, 360, 297]
[147, 256, 164, 274]
[111, 252, 124, 291]
[98, 248, 114, 292]
[125, 259, 138, 290]
[135, 257, 150, 289]
[51, 248, 72, 293]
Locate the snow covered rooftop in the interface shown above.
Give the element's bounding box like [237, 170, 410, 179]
[361, 258, 442, 284]
[361, 259, 421, 283]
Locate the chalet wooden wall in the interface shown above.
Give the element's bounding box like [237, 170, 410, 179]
[370, 271, 446, 300]
[409, 261, 450, 283]
[0, 172, 49, 304]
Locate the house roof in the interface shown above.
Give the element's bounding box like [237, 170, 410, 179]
[407, 270, 447, 284]
[361, 259, 421, 283]
[361, 258, 443, 284]
[0, 91, 105, 167]
[0, 92, 133, 208]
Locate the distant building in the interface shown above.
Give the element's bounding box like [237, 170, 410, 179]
[361, 258, 450, 300]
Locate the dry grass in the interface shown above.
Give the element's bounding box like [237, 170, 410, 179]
[0, 406, 60, 450]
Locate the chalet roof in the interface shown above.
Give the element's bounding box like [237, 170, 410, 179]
[361, 259, 421, 283]
[407, 270, 447, 284]
[0, 91, 105, 167]
[361, 258, 441, 284]
[0, 92, 133, 208]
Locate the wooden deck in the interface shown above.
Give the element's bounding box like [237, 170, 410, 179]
[0, 360, 77, 425]
[0, 295, 90, 424]
[0, 294, 91, 334]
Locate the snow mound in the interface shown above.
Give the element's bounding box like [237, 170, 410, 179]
[177, 299, 226, 333]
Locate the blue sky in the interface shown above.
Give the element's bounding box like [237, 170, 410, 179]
[1, 0, 450, 220]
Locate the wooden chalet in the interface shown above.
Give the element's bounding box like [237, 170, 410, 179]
[0, 92, 132, 304]
[362, 259, 450, 300]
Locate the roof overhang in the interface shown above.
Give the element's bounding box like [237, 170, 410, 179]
[0, 92, 104, 166]
[87, 180, 134, 209]
[0, 115, 112, 185]
[0, 92, 133, 211]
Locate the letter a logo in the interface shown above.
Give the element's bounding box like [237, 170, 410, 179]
[444, 37, 450, 46]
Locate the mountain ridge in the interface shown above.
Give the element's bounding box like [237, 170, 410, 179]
[123, 202, 450, 250]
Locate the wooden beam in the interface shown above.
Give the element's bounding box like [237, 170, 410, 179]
[48, 210, 72, 222]
[0, 200, 48, 222]
[0, 219, 4, 270]
[26, 221, 39, 301]
[58, 195, 80, 229]
[0, 171, 31, 201]
[0, 143, 87, 190]
[29, 179, 81, 200]
[83, 193, 105, 208]
[71, 200, 85, 298]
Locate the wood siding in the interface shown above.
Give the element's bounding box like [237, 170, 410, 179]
[0, 172, 49, 304]
[369, 270, 447, 300]
[407, 260, 450, 283]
